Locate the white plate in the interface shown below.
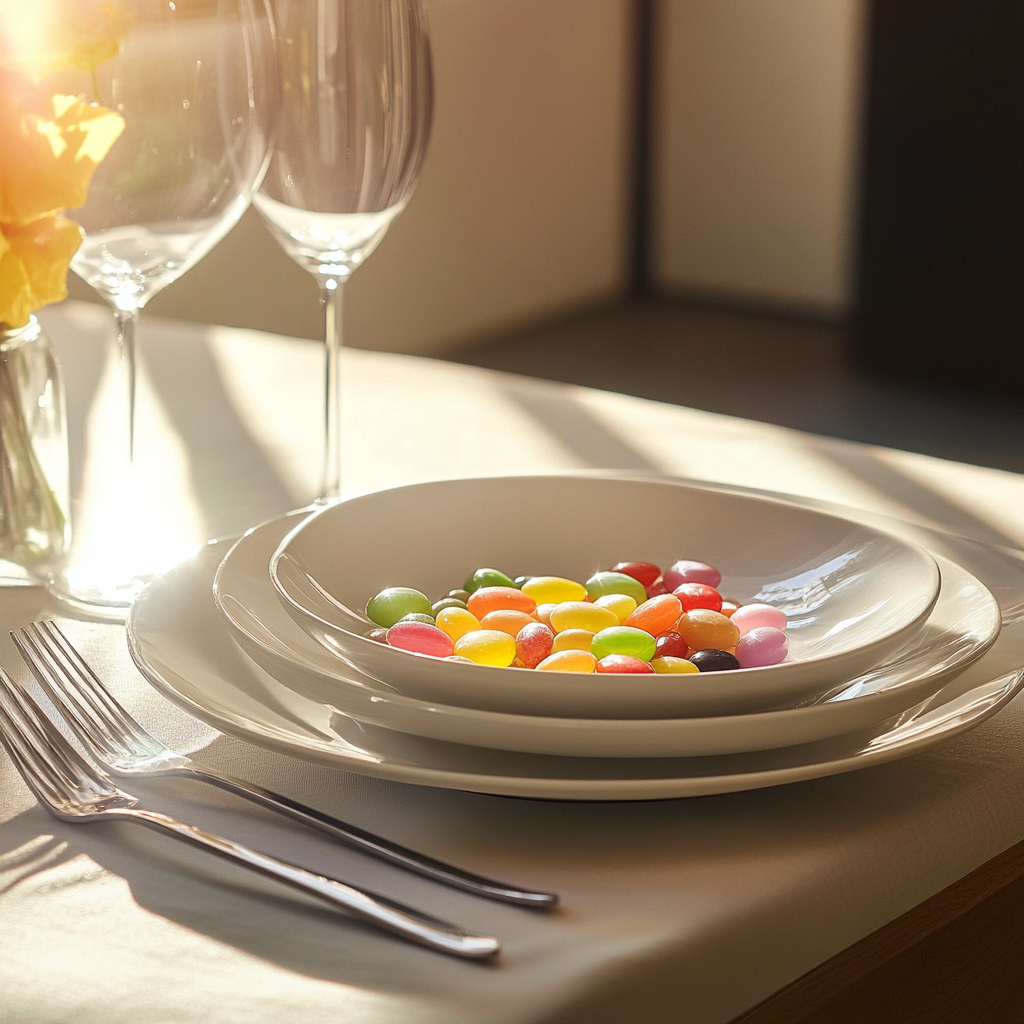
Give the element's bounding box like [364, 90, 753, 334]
[128, 521, 1024, 799]
[215, 512, 1000, 757]
[269, 476, 941, 717]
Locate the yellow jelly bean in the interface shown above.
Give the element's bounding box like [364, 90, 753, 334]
[550, 628, 595, 653]
[549, 601, 620, 634]
[593, 593, 637, 623]
[435, 606, 481, 643]
[521, 575, 587, 604]
[453, 629, 517, 667]
[651, 656, 699, 674]
[536, 649, 597, 672]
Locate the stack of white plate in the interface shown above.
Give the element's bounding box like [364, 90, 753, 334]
[127, 476, 1024, 800]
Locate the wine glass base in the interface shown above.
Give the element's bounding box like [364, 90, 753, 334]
[47, 574, 156, 623]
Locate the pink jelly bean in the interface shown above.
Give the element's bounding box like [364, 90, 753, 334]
[734, 627, 788, 668]
[663, 560, 721, 590]
[386, 621, 454, 658]
[730, 603, 787, 636]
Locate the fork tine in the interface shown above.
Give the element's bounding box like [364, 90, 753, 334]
[13, 622, 150, 759]
[0, 670, 122, 809]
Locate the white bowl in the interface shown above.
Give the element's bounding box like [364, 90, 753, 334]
[269, 476, 941, 718]
[218, 512, 999, 757]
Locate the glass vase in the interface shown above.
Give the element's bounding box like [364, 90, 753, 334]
[0, 316, 70, 583]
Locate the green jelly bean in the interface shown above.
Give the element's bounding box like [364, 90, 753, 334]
[366, 587, 432, 628]
[591, 626, 657, 662]
[448, 589, 472, 602]
[432, 597, 468, 615]
[463, 568, 515, 593]
[514, 576, 532, 588]
[585, 572, 648, 607]
[398, 612, 436, 625]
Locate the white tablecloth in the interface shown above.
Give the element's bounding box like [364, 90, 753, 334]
[1, 301, 1023, 1024]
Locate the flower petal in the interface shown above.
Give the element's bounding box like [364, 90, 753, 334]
[0, 215, 83, 327]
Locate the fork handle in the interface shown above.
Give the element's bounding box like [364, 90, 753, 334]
[107, 806, 499, 959]
[181, 765, 557, 908]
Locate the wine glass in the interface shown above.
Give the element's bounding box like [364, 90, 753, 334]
[50, 0, 276, 617]
[254, 0, 432, 499]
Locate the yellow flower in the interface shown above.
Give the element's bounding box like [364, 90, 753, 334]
[0, 1, 127, 81]
[0, 215, 83, 328]
[0, 71, 125, 225]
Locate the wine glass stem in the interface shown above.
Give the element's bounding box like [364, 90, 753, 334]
[321, 278, 344, 499]
[115, 308, 138, 463]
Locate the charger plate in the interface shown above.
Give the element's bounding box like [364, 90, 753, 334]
[213, 512, 1000, 757]
[128, 491, 1024, 798]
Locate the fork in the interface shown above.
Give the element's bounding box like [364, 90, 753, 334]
[0, 669, 499, 959]
[13, 621, 557, 909]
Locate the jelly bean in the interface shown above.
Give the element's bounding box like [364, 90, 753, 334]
[663, 560, 722, 590]
[432, 596, 467, 616]
[646, 577, 670, 598]
[585, 572, 648, 606]
[435, 606, 481, 642]
[536, 603, 557, 627]
[398, 612, 436, 625]
[366, 587, 432, 628]
[730, 603, 787, 636]
[720, 601, 740, 618]
[673, 583, 723, 613]
[651, 656, 699, 674]
[551, 628, 595, 654]
[514, 576, 532, 588]
[516, 621, 555, 668]
[625, 594, 683, 635]
[453, 629, 517, 667]
[521, 575, 587, 604]
[463, 568, 515, 593]
[654, 631, 689, 659]
[363, 627, 389, 644]
[591, 626, 657, 662]
[481, 609, 537, 637]
[596, 654, 655, 674]
[536, 650, 597, 672]
[676, 609, 740, 651]
[594, 593, 637, 623]
[611, 561, 661, 587]
[735, 626, 789, 668]
[386, 621, 454, 658]
[467, 586, 537, 619]
[549, 601, 619, 634]
[688, 649, 739, 672]
[448, 589, 472, 602]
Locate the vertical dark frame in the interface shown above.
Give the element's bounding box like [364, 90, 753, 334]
[853, 0, 1024, 393]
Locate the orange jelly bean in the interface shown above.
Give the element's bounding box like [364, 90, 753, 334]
[625, 594, 683, 635]
[480, 609, 537, 637]
[467, 586, 537, 619]
[536, 650, 596, 672]
[675, 609, 740, 651]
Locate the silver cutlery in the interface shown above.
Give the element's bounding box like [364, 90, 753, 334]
[0, 669, 499, 958]
[12, 621, 557, 909]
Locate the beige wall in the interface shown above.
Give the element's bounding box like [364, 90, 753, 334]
[69, 0, 633, 355]
[650, 0, 865, 315]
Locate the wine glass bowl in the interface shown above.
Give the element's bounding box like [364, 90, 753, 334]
[254, 0, 432, 496]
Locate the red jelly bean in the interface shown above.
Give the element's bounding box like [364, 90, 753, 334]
[386, 621, 454, 658]
[611, 561, 661, 587]
[673, 583, 723, 613]
[646, 577, 670, 598]
[516, 621, 555, 668]
[595, 654, 655, 674]
[663, 560, 722, 590]
[655, 631, 689, 659]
